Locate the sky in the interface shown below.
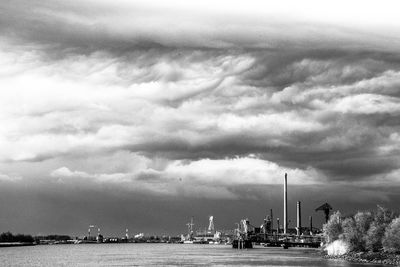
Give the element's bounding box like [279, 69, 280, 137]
[1, 0, 400, 237]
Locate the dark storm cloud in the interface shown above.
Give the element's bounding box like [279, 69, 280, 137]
[3, 0, 400, 238]
[2, 0, 400, 56]
[108, 49, 400, 180]
[1, 0, 400, 199]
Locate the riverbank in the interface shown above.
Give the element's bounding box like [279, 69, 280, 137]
[0, 242, 36, 247]
[325, 251, 400, 266]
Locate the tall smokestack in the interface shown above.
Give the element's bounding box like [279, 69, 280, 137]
[284, 173, 288, 234]
[309, 216, 313, 235]
[296, 201, 301, 236]
[277, 218, 280, 234]
[270, 209, 273, 234]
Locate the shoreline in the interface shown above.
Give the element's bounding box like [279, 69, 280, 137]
[0, 242, 36, 248]
[324, 251, 400, 266]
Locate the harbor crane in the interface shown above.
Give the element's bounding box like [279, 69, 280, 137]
[315, 203, 332, 223]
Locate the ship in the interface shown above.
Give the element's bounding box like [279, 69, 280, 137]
[181, 216, 221, 244]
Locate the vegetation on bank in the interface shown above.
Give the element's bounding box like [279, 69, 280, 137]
[0, 232, 34, 243]
[0, 232, 75, 244]
[323, 205, 400, 253]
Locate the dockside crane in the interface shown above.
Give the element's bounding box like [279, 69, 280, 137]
[315, 203, 332, 223]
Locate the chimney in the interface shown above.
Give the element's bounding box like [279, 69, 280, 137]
[284, 173, 288, 234]
[277, 218, 280, 234]
[270, 209, 273, 234]
[296, 201, 301, 236]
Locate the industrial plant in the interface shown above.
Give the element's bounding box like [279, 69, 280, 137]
[230, 173, 329, 249]
[176, 173, 331, 249]
[23, 173, 331, 248]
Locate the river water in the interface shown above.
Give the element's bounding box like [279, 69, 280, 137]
[0, 243, 388, 266]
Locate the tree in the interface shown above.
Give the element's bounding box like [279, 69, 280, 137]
[323, 211, 343, 243]
[366, 222, 386, 252]
[383, 217, 400, 253]
[341, 211, 373, 251]
[322, 206, 399, 253]
[0, 232, 13, 242]
[0, 232, 34, 243]
[341, 217, 359, 251]
[366, 206, 396, 252]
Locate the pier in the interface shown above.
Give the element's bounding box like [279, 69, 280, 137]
[233, 232, 324, 249]
[252, 233, 323, 248]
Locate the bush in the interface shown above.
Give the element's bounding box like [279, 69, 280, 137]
[383, 217, 400, 253]
[322, 206, 398, 253]
[0, 232, 14, 242]
[340, 211, 373, 252]
[323, 211, 343, 243]
[366, 222, 386, 252]
[366, 206, 396, 252]
[354, 211, 373, 234]
[340, 217, 356, 249]
[0, 232, 34, 243]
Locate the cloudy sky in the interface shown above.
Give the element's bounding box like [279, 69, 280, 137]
[1, 0, 400, 236]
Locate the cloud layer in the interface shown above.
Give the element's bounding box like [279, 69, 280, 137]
[1, 0, 400, 235]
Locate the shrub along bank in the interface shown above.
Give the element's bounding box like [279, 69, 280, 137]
[323, 206, 400, 265]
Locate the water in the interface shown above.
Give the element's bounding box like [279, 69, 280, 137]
[0, 244, 387, 266]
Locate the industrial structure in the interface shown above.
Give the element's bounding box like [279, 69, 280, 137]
[296, 201, 301, 236]
[233, 173, 327, 249]
[283, 173, 288, 234]
[181, 216, 223, 244]
[316, 203, 333, 223]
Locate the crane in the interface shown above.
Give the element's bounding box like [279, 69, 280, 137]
[315, 203, 333, 223]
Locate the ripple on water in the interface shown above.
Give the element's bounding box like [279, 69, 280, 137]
[0, 243, 388, 267]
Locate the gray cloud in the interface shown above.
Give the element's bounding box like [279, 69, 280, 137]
[1, 0, 400, 235]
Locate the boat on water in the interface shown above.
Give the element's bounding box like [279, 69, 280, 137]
[194, 230, 221, 243]
[181, 216, 222, 244]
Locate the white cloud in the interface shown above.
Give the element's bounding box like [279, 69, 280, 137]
[1, 1, 400, 192]
[165, 157, 323, 185]
[0, 44, 325, 162]
[333, 94, 400, 114]
[215, 112, 325, 134]
[48, 156, 323, 199]
[51, 167, 131, 183]
[49, 165, 238, 198]
[0, 172, 21, 182]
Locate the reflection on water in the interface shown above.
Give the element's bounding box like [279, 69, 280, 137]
[0, 244, 387, 266]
